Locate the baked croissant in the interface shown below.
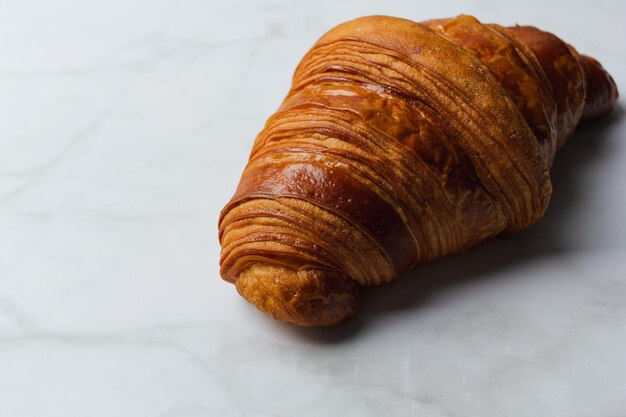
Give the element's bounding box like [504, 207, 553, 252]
[218, 15, 618, 326]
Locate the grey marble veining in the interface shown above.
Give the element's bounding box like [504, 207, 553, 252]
[1, 1, 625, 416]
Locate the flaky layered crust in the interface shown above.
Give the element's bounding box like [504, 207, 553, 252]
[218, 15, 618, 326]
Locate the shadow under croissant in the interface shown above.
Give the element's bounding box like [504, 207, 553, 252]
[264, 105, 623, 343]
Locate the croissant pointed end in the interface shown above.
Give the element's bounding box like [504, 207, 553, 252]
[234, 264, 360, 327]
[581, 55, 619, 122]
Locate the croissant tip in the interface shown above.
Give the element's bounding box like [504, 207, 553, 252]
[580, 55, 619, 122]
[235, 264, 360, 327]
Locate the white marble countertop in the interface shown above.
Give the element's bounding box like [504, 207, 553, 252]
[1, 1, 625, 416]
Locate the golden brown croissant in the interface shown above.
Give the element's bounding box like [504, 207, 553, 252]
[218, 15, 618, 326]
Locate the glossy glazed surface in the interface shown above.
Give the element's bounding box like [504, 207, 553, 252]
[219, 15, 617, 326]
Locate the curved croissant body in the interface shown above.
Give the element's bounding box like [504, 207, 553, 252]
[218, 15, 618, 326]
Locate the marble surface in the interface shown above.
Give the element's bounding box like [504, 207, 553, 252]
[1, 0, 625, 416]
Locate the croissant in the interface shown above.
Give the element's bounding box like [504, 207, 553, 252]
[218, 15, 618, 326]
